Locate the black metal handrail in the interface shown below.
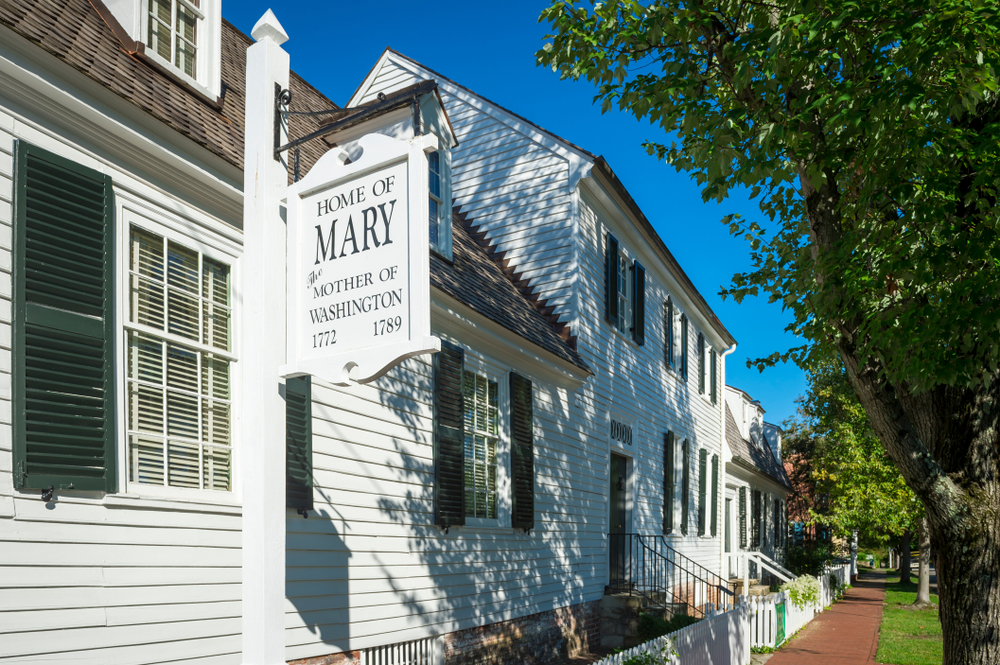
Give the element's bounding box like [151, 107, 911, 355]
[608, 533, 735, 619]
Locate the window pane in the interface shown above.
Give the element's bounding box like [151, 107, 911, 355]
[166, 390, 199, 440]
[148, 0, 171, 61]
[462, 370, 500, 519]
[175, 3, 198, 77]
[166, 343, 198, 393]
[167, 440, 201, 488]
[201, 356, 230, 400]
[129, 383, 164, 434]
[129, 332, 163, 384]
[130, 436, 164, 485]
[167, 289, 200, 341]
[203, 445, 231, 491]
[429, 198, 439, 246]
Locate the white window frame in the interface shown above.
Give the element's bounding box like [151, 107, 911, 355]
[428, 142, 453, 261]
[116, 205, 241, 503]
[141, 0, 222, 99]
[460, 353, 510, 528]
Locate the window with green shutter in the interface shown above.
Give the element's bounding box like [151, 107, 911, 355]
[698, 448, 707, 536]
[681, 438, 690, 535]
[286, 376, 312, 514]
[434, 341, 465, 529]
[13, 141, 116, 493]
[605, 233, 619, 325]
[510, 372, 534, 532]
[680, 314, 689, 379]
[739, 486, 747, 548]
[711, 454, 719, 537]
[710, 349, 718, 404]
[631, 261, 645, 346]
[663, 299, 674, 369]
[752, 489, 762, 549]
[663, 431, 674, 534]
[698, 332, 706, 394]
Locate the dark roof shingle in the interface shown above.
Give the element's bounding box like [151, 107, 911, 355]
[725, 403, 792, 489]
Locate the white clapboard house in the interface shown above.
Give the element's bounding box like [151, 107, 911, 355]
[0, 1, 754, 663]
[722, 385, 793, 593]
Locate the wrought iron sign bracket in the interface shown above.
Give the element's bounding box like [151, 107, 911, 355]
[273, 80, 437, 180]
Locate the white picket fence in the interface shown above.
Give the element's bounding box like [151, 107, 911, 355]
[593, 563, 852, 664]
[593, 604, 751, 665]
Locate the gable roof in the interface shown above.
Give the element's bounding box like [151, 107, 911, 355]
[726, 403, 792, 490]
[351, 48, 736, 348]
[0, 0, 585, 370]
[435, 212, 589, 372]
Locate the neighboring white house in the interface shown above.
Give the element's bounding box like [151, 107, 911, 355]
[0, 2, 741, 664]
[722, 385, 793, 587]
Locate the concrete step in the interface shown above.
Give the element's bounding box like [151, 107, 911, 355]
[749, 584, 772, 596]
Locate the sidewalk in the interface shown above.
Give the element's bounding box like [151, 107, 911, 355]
[765, 572, 887, 665]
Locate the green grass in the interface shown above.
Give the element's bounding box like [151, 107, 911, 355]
[875, 576, 943, 665]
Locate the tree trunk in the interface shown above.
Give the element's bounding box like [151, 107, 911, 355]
[836, 347, 1000, 665]
[914, 516, 932, 608]
[897, 530, 912, 585]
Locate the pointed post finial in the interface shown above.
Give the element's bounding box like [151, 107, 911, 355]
[251, 9, 289, 45]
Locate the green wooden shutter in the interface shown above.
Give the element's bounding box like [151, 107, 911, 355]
[698, 333, 706, 394]
[663, 431, 674, 534]
[510, 372, 534, 532]
[664, 299, 673, 368]
[681, 438, 690, 535]
[13, 141, 116, 493]
[286, 376, 313, 513]
[752, 489, 761, 548]
[698, 448, 707, 536]
[710, 349, 718, 404]
[605, 234, 619, 324]
[631, 261, 645, 346]
[680, 314, 689, 379]
[739, 486, 747, 548]
[434, 341, 465, 528]
[711, 454, 719, 537]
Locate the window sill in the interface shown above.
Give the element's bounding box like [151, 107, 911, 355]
[106, 491, 242, 514]
[137, 49, 223, 110]
[463, 517, 503, 529]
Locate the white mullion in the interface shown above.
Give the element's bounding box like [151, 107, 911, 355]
[129, 376, 230, 405]
[124, 321, 237, 361]
[176, 0, 205, 20]
[196, 251, 204, 490]
[169, 0, 177, 68]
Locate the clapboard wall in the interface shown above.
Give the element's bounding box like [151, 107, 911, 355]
[574, 189, 727, 577]
[0, 70, 244, 663]
[285, 342, 604, 660]
[352, 54, 584, 331]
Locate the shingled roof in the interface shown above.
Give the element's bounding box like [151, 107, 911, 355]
[0, 0, 585, 370]
[435, 213, 589, 371]
[725, 403, 792, 489]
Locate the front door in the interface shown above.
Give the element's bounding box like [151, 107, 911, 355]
[608, 454, 628, 587]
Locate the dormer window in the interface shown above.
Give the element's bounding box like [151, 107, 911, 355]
[148, 0, 199, 78]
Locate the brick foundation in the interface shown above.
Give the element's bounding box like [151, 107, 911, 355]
[288, 600, 601, 665]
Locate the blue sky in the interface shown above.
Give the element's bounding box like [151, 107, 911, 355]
[226, 1, 807, 424]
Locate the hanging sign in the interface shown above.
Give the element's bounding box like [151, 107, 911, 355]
[283, 132, 440, 385]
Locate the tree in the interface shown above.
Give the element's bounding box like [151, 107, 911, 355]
[537, 2, 999, 663]
[786, 358, 923, 586]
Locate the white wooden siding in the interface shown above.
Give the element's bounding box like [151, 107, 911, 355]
[285, 348, 605, 661]
[355, 57, 579, 324]
[0, 111, 243, 664]
[576, 192, 726, 577]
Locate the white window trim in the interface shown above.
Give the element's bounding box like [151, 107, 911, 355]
[140, 0, 222, 99]
[428, 143, 453, 261]
[116, 205, 241, 503]
[460, 352, 510, 528]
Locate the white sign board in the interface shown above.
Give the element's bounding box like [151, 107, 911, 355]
[283, 133, 440, 384]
